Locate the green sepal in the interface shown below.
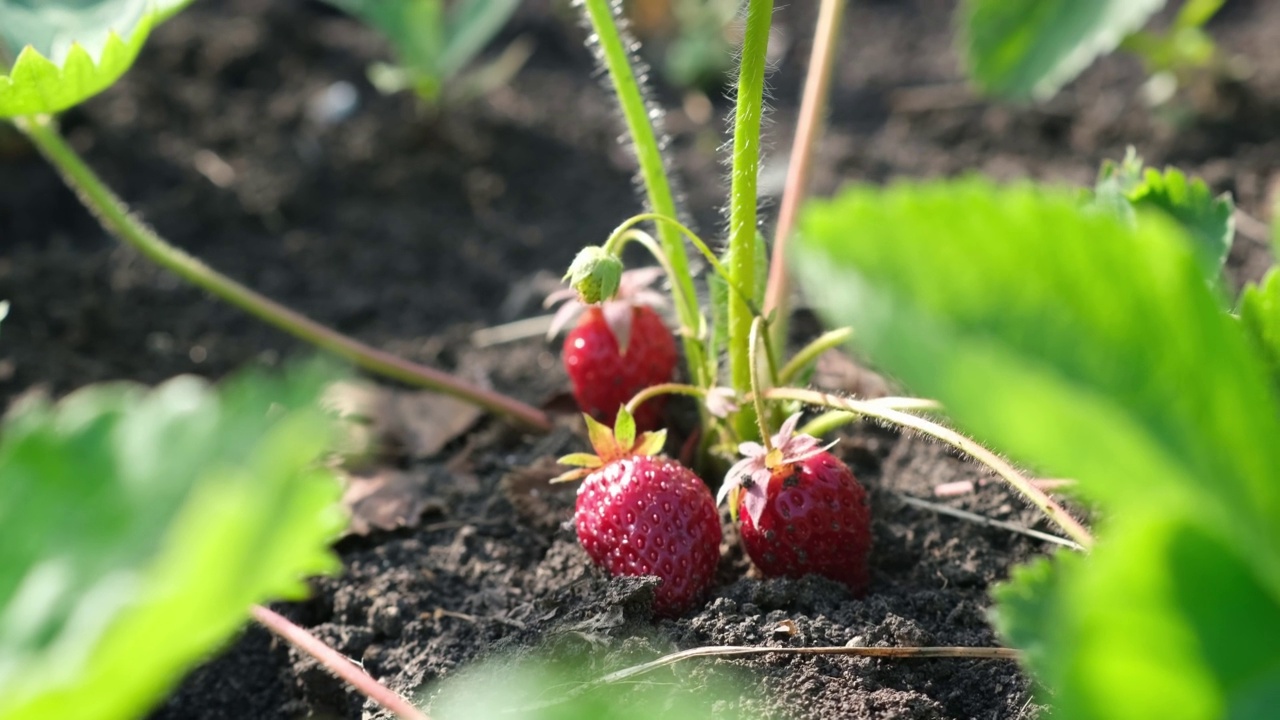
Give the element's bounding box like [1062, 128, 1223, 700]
[583, 413, 619, 459]
[550, 467, 592, 484]
[557, 453, 604, 468]
[633, 429, 667, 457]
[613, 405, 637, 448]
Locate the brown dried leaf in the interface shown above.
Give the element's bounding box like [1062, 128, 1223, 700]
[326, 380, 484, 461]
[341, 468, 447, 536]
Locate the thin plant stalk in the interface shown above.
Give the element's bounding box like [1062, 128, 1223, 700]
[252, 606, 430, 720]
[15, 115, 551, 432]
[777, 326, 852, 384]
[578, 0, 707, 387]
[727, 0, 775, 437]
[623, 382, 708, 415]
[763, 0, 847, 349]
[765, 387, 1095, 549]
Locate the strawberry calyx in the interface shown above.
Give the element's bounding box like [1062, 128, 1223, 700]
[545, 266, 668, 354]
[716, 412, 837, 524]
[561, 246, 623, 304]
[552, 405, 668, 483]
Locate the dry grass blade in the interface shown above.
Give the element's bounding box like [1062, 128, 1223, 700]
[764, 387, 1095, 549]
[898, 493, 1085, 551]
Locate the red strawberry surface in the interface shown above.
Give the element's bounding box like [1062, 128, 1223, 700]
[576, 455, 721, 614]
[556, 410, 721, 616]
[720, 414, 871, 595]
[564, 305, 676, 431]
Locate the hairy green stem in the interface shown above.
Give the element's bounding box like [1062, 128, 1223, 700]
[727, 0, 775, 437]
[764, 0, 847, 349]
[16, 115, 550, 432]
[579, 0, 706, 387]
[764, 387, 1095, 549]
[748, 317, 775, 450]
[778, 326, 852, 384]
[623, 382, 707, 415]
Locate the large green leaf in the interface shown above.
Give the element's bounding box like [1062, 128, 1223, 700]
[0, 0, 195, 118]
[795, 179, 1280, 578]
[0, 364, 346, 720]
[992, 509, 1280, 719]
[959, 0, 1167, 101]
[795, 178, 1280, 716]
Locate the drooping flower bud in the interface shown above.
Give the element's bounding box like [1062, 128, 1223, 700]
[563, 246, 623, 304]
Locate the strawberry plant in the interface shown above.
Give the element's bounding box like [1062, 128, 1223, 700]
[550, 0, 1093, 608]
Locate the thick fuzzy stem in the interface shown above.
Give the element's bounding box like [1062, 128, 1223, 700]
[578, 0, 707, 388]
[16, 115, 550, 431]
[727, 0, 775, 438]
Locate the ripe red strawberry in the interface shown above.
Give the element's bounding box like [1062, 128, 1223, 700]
[718, 413, 871, 595]
[547, 267, 677, 431]
[556, 408, 721, 616]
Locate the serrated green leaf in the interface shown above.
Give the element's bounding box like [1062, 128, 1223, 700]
[992, 509, 1280, 719]
[988, 553, 1073, 686]
[1091, 154, 1235, 289]
[959, 0, 1167, 101]
[0, 0, 163, 118]
[1128, 167, 1234, 283]
[795, 179, 1280, 576]
[1239, 268, 1280, 390]
[0, 363, 346, 720]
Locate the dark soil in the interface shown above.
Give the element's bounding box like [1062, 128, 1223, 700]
[3, 0, 1279, 718]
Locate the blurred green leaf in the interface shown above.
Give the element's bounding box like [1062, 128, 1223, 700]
[321, 0, 519, 103]
[1239, 268, 1280, 390]
[0, 363, 346, 720]
[796, 180, 1280, 548]
[796, 178, 1280, 718]
[993, 510, 1280, 719]
[440, 0, 519, 77]
[1175, 0, 1225, 30]
[959, 0, 1166, 101]
[430, 648, 752, 720]
[0, 0, 195, 118]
